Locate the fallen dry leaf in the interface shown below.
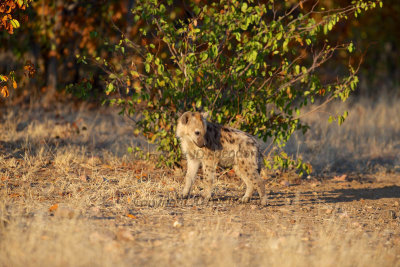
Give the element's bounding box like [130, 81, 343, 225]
[49, 203, 59, 212]
[126, 214, 137, 219]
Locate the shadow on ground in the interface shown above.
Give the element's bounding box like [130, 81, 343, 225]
[319, 185, 400, 203]
[265, 184, 400, 207]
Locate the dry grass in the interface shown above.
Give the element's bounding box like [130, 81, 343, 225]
[286, 95, 400, 176]
[0, 99, 400, 266]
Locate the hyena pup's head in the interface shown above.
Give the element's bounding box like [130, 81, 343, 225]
[176, 111, 209, 147]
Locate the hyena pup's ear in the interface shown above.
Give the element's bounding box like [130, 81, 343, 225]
[201, 111, 209, 120]
[181, 112, 190, 125]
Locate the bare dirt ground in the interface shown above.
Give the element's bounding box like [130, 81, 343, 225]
[1, 99, 400, 266]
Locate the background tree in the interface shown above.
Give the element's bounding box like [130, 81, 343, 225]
[0, 0, 33, 98]
[2, 0, 398, 103]
[0, 0, 133, 103]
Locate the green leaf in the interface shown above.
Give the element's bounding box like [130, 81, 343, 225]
[211, 45, 218, 58]
[248, 50, 258, 62]
[196, 99, 202, 108]
[145, 63, 150, 73]
[338, 116, 344, 126]
[106, 83, 114, 94]
[347, 42, 354, 53]
[241, 3, 248, 12]
[200, 52, 208, 61]
[328, 21, 333, 31]
[9, 19, 20, 29]
[295, 65, 300, 75]
[282, 39, 289, 51]
[233, 32, 241, 41]
[130, 70, 139, 77]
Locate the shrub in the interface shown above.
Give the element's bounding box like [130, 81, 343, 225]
[76, 0, 382, 173]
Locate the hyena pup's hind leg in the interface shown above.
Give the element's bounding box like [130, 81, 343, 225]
[255, 173, 268, 206]
[201, 160, 217, 202]
[233, 165, 255, 203]
[234, 163, 268, 205]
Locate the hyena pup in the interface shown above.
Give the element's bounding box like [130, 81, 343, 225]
[176, 111, 268, 205]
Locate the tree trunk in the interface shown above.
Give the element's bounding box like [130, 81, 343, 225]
[42, 0, 62, 107]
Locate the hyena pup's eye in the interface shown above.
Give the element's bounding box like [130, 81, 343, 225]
[195, 130, 200, 136]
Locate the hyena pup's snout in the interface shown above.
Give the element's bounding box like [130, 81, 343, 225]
[194, 130, 205, 147]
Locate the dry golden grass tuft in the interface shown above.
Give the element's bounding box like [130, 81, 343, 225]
[286, 95, 400, 176]
[0, 99, 399, 266]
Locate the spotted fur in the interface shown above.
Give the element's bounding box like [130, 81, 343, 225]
[176, 111, 268, 205]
